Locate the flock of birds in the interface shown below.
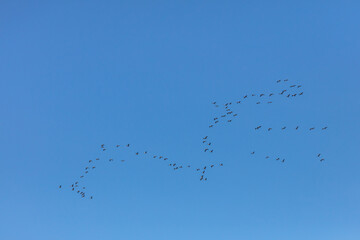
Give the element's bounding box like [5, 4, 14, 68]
[60, 79, 328, 199]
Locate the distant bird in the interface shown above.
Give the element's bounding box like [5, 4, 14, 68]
[92, 167, 95, 169]
[281, 159, 285, 163]
[212, 102, 216, 104]
[244, 95, 248, 99]
[282, 127, 286, 130]
[215, 121, 219, 123]
[203, 136, 208, 139]
[268, 101, 272, 104]
[290, 85, 296, 88]
[276, 158, 280, 160]
[255, 126, 262, 130]
[292, 94, 297, 97]
[102, 149, 106, 151]
[297, 85, 302, 88]
[269, 93, 274, 96]
[210, 150, 213, 153]
[135, 152, 139, 155]
[322, 127, 328, 130]
[211, 165, 214, 168]
[80, 176, 84, 178]
[214, 117, 218, 120]
[116, 145, 120, 147]
[203, 141, 206, 143]
[265, 156, 269, 159]
[295, 126, 299, 130]
[309, 127, 315, 130]
[144, 151, 148, 154]
[209, 125, 214, 128]
[89, 160, 92, 163]
[320, 158, 325, 162]
[317, 154, 321, 157]
[220, 163, 223, 166]
[287, 94, 290, 97]
[204, 149, 209, 152]
[96, 158, 99, 160]
[268, 128, 272, 131]
[59, 185, 62, 189]
[121, 160, 125, 162]
[90, 196, 93, 199]
[260, 94, 264, 97]
[126, 144, 130, 147]
[237, 101, 241, 104]
[233, 114, 238, 116]
[208, 143, 212, 146]
[228, 120, 232, 122]
[277, 80, 281, 83]
[284, 79, 288, 82]
[256, 102, 260, 104]
[164, 158, 168, 160]
[221, 115, 226, 117]
[299, 92, 304, 95]
[251, 151, 255, 154]
[101, 144, 105, 148]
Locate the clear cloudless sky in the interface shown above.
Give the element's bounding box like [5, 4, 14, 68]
[1, 1, 360, 240]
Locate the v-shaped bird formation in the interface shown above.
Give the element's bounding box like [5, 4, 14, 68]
[60, 79, 328, 199]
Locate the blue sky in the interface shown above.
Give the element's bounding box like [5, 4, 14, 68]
[1, 1, 360, 239]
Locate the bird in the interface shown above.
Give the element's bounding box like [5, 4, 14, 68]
[268, 101, 272, 104]
[322, 127, 328, 130]
[212, 102, 216, 104]
[92, 167, 95, 169]
[203, 136, 208, 139]
[89, 160, 92, 163]
[144, 151, 148, 154]
[290, 85, 296, 88]
[269, 93, 274, 96]
[320, 158, 325, 162]
[116, 145, 120, 147]
[126, 144, 130, 147]
[96, 158, 99, 160]
[59, 185, 62, 188]
[256, 102, 260, 104]
[90, 196, 93, 200]
[299, 92, 304, 95]
[211, 165, 214, 168]
[101, 144, 105, 148]
[309, 127, 315, 130]
[244, 95, 248, 99]
[237, 101, 241, 104]
[233, 114, 238, 116]
[260, 94, 264, 97]
[251, 151, 255, 154]
[121, 160, 125, 162]
[268, 128, 272, 131]
[281, 159, 285, 163]
[295, 126, 299, 130]
[208, 143, 212, 146]
[228, 120, 232, 122]
[282, 127, 286, 130]
[215, 121, 219, 123]
[203, 141, 206, 143]
[209, 125, 214, 128]
[210, 150, 213, 153]
[287, 94, 290, 97]
[220, 163, 223, 166]
[284, 79, 288, 82]
[204, 149, 209, 152]
[136, 152, 139, 155]
[265, 156, 269, 159]
[277, 80, 281, 83]
[276, 158, 280, 161]
[317, 154, 321, 157]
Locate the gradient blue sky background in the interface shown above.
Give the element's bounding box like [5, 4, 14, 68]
[1, 1, 360, 239]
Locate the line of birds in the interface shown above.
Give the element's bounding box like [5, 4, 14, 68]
[254, 126, 328, 131]
[60, 78, 328, 199]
